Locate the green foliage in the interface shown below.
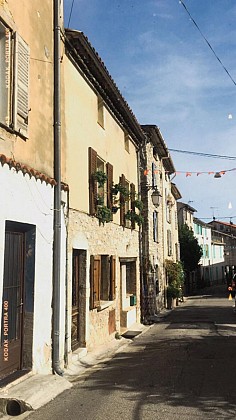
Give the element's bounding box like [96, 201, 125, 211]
[133, 199, 144, 212]
[179, 224, 203, 272]
[165, 260, 184, 298]
[167, 284, 182, 299]
[111, 183, 130, 199]
[97, 205, 112, 225]
[93, 170, 108, 187]
[125, 210, 144, 226]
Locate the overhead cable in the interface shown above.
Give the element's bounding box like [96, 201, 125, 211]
[169, 148, 236, 160]
[68, 0, 75, 27]
[179, 0, 236, 87]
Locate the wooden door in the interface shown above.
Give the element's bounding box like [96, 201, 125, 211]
[71, 250, 87, 351]
[0, 231, 24, 379]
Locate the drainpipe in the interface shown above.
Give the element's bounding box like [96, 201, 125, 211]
[137, 145, 145, 323]
[52, 0, 63, 376]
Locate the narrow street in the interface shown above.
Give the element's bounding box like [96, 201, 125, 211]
[26, 286, 236, 420]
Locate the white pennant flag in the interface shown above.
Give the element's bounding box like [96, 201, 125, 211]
[228, 201, 232, 209]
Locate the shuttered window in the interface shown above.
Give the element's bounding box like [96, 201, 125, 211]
[88, 147, 97, 215]
[167, 229, 172, 256]
[0, 24, 29, 137]
[153, 211, 158, 242]
[14, 33, 30, 137]
[90, 254, 116, 309]
[119, 174, 126, 227]
[106, 162, 113, 211]
[130, 183, 136, 230]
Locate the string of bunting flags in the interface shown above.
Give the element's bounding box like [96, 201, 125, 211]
[143, 167, 236, 177]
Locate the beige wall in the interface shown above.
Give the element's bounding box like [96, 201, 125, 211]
[63, 56, 138, 213]
[0, 1, 54, 175]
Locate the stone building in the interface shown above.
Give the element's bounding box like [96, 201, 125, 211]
[140, 125, 181, 319]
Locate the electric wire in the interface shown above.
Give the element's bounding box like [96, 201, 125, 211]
[179, 0, 236, 87]
[169, 148, 236, 160]
[68, 0, 75, 28]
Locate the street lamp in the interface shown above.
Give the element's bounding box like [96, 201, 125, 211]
[145, 185, 162, 207]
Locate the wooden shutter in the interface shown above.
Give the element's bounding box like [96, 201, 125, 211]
[153, 211, 158, 242]
[152, 162, 157, 188]
[109, 256, 116, 300]
[120, 174, 126, 227]
[90, 255, 101, 309]
[88, 147, 97, 215]
[130, 183, 136, 230]
[106, 162, 113, 211]
[14, 33, 29, 137]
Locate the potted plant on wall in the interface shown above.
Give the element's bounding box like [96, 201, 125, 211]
[125, 210, 144, 226]
[97, 205, 112, 226]
[110, 182, 130, 213]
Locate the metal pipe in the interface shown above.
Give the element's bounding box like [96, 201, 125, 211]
[52, 0, 63, 376]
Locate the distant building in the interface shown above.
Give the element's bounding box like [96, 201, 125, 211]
[194, 218, 225, 287]
[208, 220, 236, 283]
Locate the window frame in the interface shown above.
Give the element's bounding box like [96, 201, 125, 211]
[90, 254, 116, 310]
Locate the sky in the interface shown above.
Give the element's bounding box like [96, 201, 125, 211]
[63, 0, 236, 222]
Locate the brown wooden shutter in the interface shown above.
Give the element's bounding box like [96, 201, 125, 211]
[90, 255, 101, 309]
[120, 174, 126, 227]
[106, 162, 113, 210]
[109, 256, 116, 300]
[88, 147, 97, 215]
[89, 255, 95, 309]
[130, 183, 136, 230]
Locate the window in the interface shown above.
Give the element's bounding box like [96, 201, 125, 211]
[97, 95, 104, 128]
[167, 229, 172, 256]
[90, 255, 116, 309]
[88, 147, 113, 216]
[152, 162, 157, 188]
[166, 203, 171, 223]
[124, 132, 130, 153]
[153, 211, 158, 242]
[120, 260, 136, 309]
[0, 22, 29, 136]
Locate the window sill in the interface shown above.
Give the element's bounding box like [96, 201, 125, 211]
[97, 300, 114, 312]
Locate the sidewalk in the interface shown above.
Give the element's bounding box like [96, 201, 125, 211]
[0, 320, 161, 418]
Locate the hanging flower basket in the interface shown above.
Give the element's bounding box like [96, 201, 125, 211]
[97, 205, 112, 225]
[125, 210, 144, 226]
[93, 170, 108, 187]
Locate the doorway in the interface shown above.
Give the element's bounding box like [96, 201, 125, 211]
[0, 221, 36, 380]
[71, 249, 86, 351]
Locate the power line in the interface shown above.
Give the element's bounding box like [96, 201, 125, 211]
[68, 0, 75, 27]
[179, 0, 236, 87]
[169, 148, 236, 160]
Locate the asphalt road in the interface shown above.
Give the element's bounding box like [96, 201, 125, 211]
[27, 286, 236, 420]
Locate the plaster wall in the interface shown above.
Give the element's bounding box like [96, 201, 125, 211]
[0, 165, 55, 374]
[0, 1, 54, 176]
[63, 56, 138, 213]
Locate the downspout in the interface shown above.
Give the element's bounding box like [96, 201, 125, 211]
[52, 0, 63, 376]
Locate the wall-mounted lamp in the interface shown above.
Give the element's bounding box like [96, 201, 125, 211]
[214, 172, 221, 179]
[146, 185, 162, 207]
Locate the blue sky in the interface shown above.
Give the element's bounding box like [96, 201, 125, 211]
[64, 0, 236, 222]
